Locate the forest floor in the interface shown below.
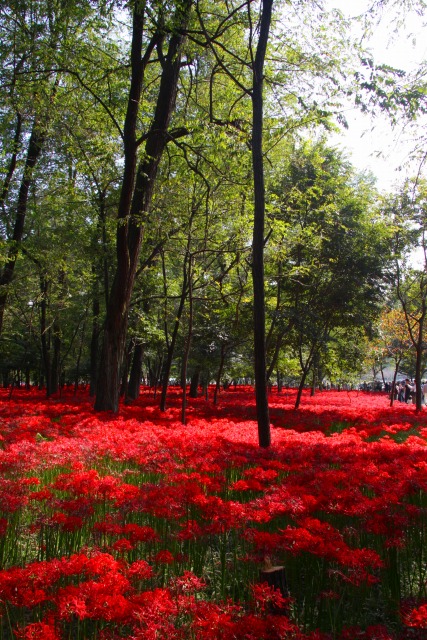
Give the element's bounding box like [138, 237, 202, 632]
[0, 386, 426, 639]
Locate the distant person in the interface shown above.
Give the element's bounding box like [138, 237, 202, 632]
[404, 379, 413, 403]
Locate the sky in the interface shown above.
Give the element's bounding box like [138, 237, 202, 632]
[325, 0, 427, 192]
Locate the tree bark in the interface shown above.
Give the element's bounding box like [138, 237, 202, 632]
[51, 318, 61, 395]
[160, 261, 188, 411]
[0, 118, 46, 333]
[127, 342, 144, 401]
[251, 0, 273, 448]
[0, 112, 22, 214]
[295, 367, 309, 410]
[389, 356, 402, 407]
[181, 259, 193, 424]
[214, 343, 227, 405]
[189, 366, 200, 398]
[277, 369, 282, 393]
[95, 1, 192, 412]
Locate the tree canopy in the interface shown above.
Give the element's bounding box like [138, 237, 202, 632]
[1, 0, 426, 439]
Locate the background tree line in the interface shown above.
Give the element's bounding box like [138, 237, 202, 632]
[1, 0, 427, 432]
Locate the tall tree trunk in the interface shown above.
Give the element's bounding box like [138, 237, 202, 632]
[51, 319, 61, 395]
[181, 259, 193, 425]
[295, 368, 309, 410]
[311, 368, 316, 397]
[415, 342, 423, 411]
[277, 369, 282, 393]
[189, 366, 200, 398]
[390, 356, 402, 407]
[0, 112, 22, 213]
[152, 353, 163, 398]
[160, 220, 194, 411]
[95, 1, 191, 412]
[0, 118, 46, 333]
[214, 343, 227, 405]
[74, 313, 88, 396]
[120, 338, 135, 398]
[251, 0, 273, 448]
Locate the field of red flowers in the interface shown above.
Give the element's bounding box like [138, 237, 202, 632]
[0, 385, 426, 639]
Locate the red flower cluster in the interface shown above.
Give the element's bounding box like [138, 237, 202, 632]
[0, 385, 425, 638]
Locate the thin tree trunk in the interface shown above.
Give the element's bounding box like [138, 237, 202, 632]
[120, 338, 135, 397]
[181, 259, 193, 425]
[214, 343, 227, 405]
[0, 118, 47, 333]
[74, 314, 88, 396]
[152, 353, 163, 398]
[160, 268, 188, 411]
[277, 369, 282, 393]
[415, 342, 423, 411]
[51, 319, 61, 395]
[189, 367, 200, 398]
[251, 0, 273, 447]
[0, 112, 22, 214]
[390, 356, 402, 407]
[311, 368, 316, 397]
[160, 208, 196, 411]
[127, 342, 144, 401]
[295, 368, 310, 410]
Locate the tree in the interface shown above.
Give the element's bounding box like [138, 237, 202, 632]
[0, 0, 104, 335]
[386, 180, 427, 411]
[377, 307, 413, 406]
[95, 0, 193, 412]
[266, 141, 389, 408]
[250, 0, 274, 447]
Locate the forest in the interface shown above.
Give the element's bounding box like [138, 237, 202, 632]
[1, 0, 427, 436]
[2, 3, 427, 638]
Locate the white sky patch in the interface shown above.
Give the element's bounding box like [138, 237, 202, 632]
[325, 0, 427, 192]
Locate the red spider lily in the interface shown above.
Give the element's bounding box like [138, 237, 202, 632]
[122, 523, 160, 543]
[127, 559, 154, 581]
[129, 587, 179, 637]
[170, 570, 206, 594]
[14, 620, 60, 639]
[403, 603, 427, 628]
[112, 537, 134, 552]
[154, 549, 174, 565]
[51, 512, 84, 532]
[250, 581, 290, 614]
[176, 519, 205, 541]
[0, 386, 427, 638]
[339, 624, 395, 639]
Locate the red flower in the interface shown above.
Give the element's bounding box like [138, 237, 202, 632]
[112, 538, 133, 552]
[404, 603, 427, 628]
[128, 559, 153, 581]
[251, 581, 290, 614]
[170, 571, 206, 594]
[154, 550, 174, 565]
[14, 621, 59, 639]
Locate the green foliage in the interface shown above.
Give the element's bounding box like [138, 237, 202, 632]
[0, 0, 425, 399]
